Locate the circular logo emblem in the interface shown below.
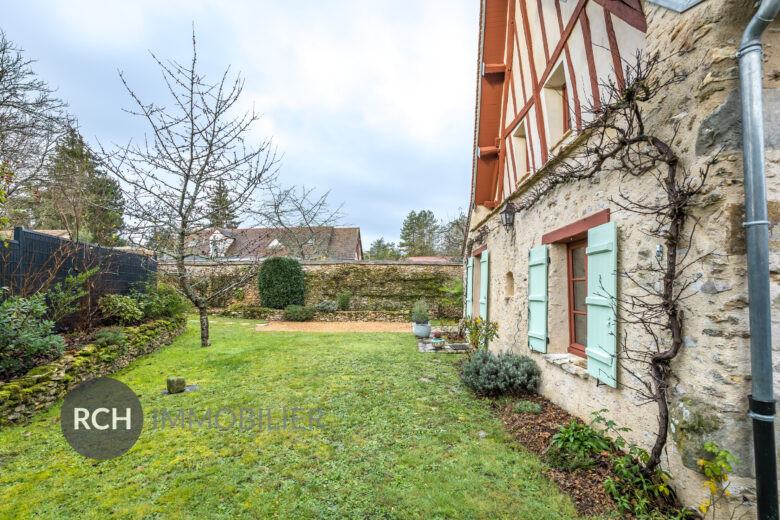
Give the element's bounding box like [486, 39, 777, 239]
[60, 377, 143, 460]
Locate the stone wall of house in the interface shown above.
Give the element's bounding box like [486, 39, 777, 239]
[465, 1, 780, 515]
[163, 261, 463, 319]
[0, 317, 186, 427]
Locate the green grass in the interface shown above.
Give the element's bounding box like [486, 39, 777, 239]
[430, 318, 458, 326]
[0, 319, 580, 519]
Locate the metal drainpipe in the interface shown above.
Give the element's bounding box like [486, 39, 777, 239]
[737, 0, 780, 518]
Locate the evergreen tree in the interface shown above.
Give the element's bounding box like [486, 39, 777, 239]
[399, 210, 438, 257]
[367, 237, 401, 260]
[30, 129, 124, 245]
[207, 179, 240, 228]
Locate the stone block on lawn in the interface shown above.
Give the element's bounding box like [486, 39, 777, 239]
[167, 377, 186, 394]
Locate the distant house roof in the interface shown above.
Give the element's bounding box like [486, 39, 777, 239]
[188, 227, 363, 261]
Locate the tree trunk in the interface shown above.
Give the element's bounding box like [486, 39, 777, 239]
[198, 305, 210, 347]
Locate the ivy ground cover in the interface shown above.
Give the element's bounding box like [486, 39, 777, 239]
[0, 320, 580, 519]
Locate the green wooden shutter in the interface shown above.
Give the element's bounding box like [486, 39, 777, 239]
[585, 221, 618, 387]
[479, 251, 489, 319]
[528, 245, 548, 353]
[465, 257, 473, 318]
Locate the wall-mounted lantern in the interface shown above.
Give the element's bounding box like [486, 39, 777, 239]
[500, 202, 516, 231]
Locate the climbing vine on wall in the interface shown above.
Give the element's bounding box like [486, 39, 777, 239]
[498, 52, 719, 482]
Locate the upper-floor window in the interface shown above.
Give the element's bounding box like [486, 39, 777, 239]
[542, 62, 571, 153]
[512, 120, 531, 180]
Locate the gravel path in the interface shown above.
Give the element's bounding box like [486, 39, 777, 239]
[254, 321, 411, 333]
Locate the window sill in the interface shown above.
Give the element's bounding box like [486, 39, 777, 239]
[542, 353, 589, 380]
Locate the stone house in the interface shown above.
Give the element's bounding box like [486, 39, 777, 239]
[463, 0, 779, 514]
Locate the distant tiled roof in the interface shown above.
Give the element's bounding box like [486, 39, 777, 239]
[188, 227, 363, 260]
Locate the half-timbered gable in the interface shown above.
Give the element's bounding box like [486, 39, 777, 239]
[473, 0, 647, 208]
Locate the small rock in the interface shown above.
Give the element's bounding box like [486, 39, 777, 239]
[167, 377, 186, 394]
[478, 430, 486, 439]
[419, 377, 433, 383]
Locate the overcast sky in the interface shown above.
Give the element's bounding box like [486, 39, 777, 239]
[2, 1, 478, 247]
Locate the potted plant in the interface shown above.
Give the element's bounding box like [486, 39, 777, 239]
[431, 331, 445, 349]
[410, 300, 431, 338]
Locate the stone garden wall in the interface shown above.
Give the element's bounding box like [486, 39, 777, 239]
[163, 260, 463, 319]
[218, 306, 411, 323]
[0, 317, 186, 427]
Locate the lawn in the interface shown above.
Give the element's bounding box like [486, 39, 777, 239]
[0, 319, 580, 519]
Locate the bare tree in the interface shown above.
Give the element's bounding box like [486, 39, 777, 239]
[0, 30, 69, 203]
[255, 183, 344, 259]
[101, 31, 278, 347]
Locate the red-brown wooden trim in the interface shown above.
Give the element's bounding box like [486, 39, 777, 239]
[502, 0, 588, 139]
[472, 244, 488, 257]
[514, 28, 527, 105]
[518, 0, 549, 163]
[593, 0, 647, 32]
[536, 0, 550, 63]
[556, 0, 583, 131]
[510, 74, 518, 114]
[541, 208, 610, 244]
[494, 0, 518, 205]
[603, 9, 625, 90]
[567, 239, 588, 358]
[483, 63, 507, 75]
[479, 145, 500, 157]
[579, 7, 601, 111]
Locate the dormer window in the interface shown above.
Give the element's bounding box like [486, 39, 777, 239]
[210, 231, 230, 257]
[267, 239, 283, 249]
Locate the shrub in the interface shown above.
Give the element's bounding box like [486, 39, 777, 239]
[336, 291, 352, 311]
[140, 284, 189, 320]
[99, 293, 144, 325]
[45, 267, 99, 323]
[257, 257, 305, 309]
[89, 327, 127, 348]
[0, 294, 65, 380]
[462, 317, 499, 353]
[547, 418, 611, 471]
[410, 300, 429, 323]
[283, 305, 316, 322]
[461, 349, 540, 397]
[316, 300, 338, 312]
[513, 400, 542, 414]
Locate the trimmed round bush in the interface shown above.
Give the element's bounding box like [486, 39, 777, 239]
[257, 257, 305, 309]
[283, 305, 316, 322]
[461, 350, 540, 397]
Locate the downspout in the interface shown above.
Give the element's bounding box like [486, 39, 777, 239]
[737, 1, 780, 518]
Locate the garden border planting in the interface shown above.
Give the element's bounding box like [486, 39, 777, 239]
[0, 316, 186, 427]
